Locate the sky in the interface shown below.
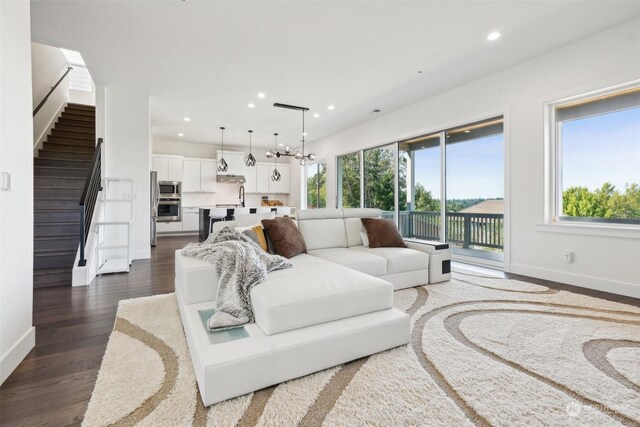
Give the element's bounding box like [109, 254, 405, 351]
[562, 107, 639, 192]
[412, 133, 504, 200]
[409, 107, 639, 200]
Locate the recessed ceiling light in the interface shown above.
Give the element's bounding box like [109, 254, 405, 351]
[464, 130, 470, 133]
[257, 92, 265, 99]
[248, 103, 255, 108]
[313, 113, 319, 118]
[279, 143, 284, 147]
[178, 133, 184, 137]
[486, 31, 501, 41]
[183, 117, 191, 122]
[328, 105, 335, 110]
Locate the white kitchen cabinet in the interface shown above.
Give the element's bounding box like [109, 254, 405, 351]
[182, 159, 201, 192]
[182, 207, 199, 232]
[153, 155, 183, 182]
[243, 163, 257, 193]
[157, 220, 182, 233]
[182, 159, 217, 193]
[256, 163, 271, 193]
[216, 151, 245, 176]
[200, 160, 217, 192]
[168, 158, 183, 181]
[269, 164, 290, 194]
[153, 156, 169, 181]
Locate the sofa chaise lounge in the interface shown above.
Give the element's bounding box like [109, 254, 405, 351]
[175, 208, 451, 406]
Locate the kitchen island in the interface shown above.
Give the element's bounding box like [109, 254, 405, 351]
[198, 206, 293, 242]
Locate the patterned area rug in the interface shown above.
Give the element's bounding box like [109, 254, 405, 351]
[83, 271, 640, 426]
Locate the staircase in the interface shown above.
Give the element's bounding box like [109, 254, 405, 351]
[34, 103, 96, 288]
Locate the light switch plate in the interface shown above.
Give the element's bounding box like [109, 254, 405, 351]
[1, 171, 10, 192]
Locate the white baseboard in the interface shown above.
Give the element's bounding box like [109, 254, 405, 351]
[1, 326, 35, 385]
[510, 263, 640, 299]
[134, 249, 151, 260]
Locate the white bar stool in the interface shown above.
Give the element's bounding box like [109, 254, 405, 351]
[255, 207, 272, 214]
[276, 207, 291, 215]
[209, 208, 229, 234]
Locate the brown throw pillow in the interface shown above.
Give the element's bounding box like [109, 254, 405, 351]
[261, 217, 307, 258]
[361, 218, 406, 248]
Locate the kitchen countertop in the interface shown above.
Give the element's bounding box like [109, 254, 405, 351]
[183, 205, 293, 209]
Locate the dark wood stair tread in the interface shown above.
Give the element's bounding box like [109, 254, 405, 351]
[33, 266, 73, 275]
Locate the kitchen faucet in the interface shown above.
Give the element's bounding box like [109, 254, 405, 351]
[239, 185, 245, 207]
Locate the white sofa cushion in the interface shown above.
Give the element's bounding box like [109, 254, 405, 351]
[350, 246, 429, 274]
[175, 250, 218, 304]
[297, 218, 348, 250]
[344, 217, 364, 247]
[251, 254, 393, 335]
[307, 248, 387, 277]
[342, 208, 382, 218]
[296, 208, 343, 220]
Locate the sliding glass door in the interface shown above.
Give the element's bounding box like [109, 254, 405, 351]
[334, 115, 504, 264]
[445, 119, 504, 261]
[398, 133, 442, 240]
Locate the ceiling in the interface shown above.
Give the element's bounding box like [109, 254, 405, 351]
[31, 1, 640, 149]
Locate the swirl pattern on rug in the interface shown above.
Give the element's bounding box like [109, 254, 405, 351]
[83, 272, 640, 426]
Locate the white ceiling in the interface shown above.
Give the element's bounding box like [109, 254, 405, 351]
[31, 1, 640, 149]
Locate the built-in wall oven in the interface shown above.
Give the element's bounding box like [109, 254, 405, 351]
[158, 181, 182, 222]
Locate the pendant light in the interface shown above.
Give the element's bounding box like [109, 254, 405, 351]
[294, 109, 315, 166]
[245, 130, 256, 167]
[271, 133, 281, 182]
[217, 127, 228, 172]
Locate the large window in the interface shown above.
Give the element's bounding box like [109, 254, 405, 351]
[305, 162, 326, 209]
[364, 144, 396, 211]
[337, 152, 361, 208]
[550, 84, 640, 224]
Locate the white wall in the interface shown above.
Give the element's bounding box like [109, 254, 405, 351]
[31, 42, 69, 149]
[104, 88, 151, 260]
[153, 139, 218, 159]
[69, 80, 96, 106]
[0, 1, 35, 385]
[297, 18, 640, 297]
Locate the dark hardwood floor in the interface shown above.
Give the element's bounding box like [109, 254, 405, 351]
[1, 236, 638, 426]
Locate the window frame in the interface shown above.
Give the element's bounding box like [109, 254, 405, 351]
[544, 80, 640, 230]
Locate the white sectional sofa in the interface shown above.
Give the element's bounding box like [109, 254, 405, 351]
[175, 208, 451, 406]
[296, 208, 451, 288]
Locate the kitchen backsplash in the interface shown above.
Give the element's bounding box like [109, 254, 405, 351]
[182, 182, 289, 207]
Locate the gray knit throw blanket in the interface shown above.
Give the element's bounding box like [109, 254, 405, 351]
[181, 226, 292, 331]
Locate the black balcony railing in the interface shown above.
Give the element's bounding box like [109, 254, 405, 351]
[381, 211, 504, 250]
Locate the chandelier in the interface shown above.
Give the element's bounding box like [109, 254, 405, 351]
[265, 103, 316, 165]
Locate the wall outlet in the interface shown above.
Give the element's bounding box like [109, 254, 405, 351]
[564, 250, 574, 263]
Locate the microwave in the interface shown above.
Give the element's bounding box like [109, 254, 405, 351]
[158, 181, 181, 197]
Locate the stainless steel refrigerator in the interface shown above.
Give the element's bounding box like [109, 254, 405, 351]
[150, 171, 158, 246]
